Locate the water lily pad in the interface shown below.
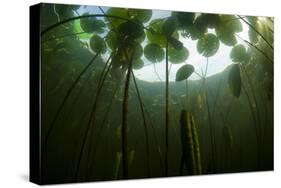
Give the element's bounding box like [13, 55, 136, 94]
[146, 19, 179, 48]
[106, 8, 130, 29]
[169, 46, 189, 64]
[197, 33, 220, 57]
[144, 43, 164, 63]
[89, 35, 106, 54]
[118, 20, 144, 40]
[176, 64, 195, 81]
[172, 11, 195, 28]
[80, 14, 105, 33]
[132, 59, 144, 70]
[163, 16, 178, 37]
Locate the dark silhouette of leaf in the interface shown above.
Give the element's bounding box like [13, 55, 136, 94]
[118, 20, 144, 40]
[197, 33, 220, 57]
[176, 64, 195, 81]
[169, 46, 189, 64]
[144, 43, 164, 63]
[172, 11, 195, 29]
[228, 64, 242, 97]
[132, 59, 144, 70]
[163, 16, 178, 37]
[89, 35, 106, 54]
[230, 44, 247, 62]
[187, 14, 208, 40]
[215, 15, 242, 46]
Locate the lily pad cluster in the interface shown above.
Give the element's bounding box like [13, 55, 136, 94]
[75, 8, 251, 81]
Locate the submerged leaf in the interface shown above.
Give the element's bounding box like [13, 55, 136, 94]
[132, 59, 144, 70]
[230, 44, 247, 62]
[197, 33, 220, 57]
[176, 64, 195, 81]
[89, 35, 106, 53]
[144, 43, 164, 63]
[228, 64, 241, 97]
[169, 46, 189, 63]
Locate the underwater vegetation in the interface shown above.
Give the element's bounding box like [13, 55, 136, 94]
[40, 3, 274, 184]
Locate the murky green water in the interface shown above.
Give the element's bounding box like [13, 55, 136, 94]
[40, 3, 274, 184]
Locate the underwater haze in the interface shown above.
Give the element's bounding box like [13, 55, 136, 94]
[40, 3, 274, 184]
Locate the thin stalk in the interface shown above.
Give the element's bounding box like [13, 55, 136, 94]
[153, 63, 162, 82]
[241, 65, 263, 167]
[165, 42, 169, 176]
[132, 71, 151, 177]
[203, 58, 216, 172]
[242, 83, 261, 168]
[41, 14, 154, 36]
[238, 16, 273, 50]
[86, 76, 123, 179]
[121, 50, 135, 178]
[75, 54, 113, 180]
[235, 34, 273, 64]
[43, 52, 100, 152]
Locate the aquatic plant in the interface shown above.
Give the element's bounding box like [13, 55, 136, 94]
[40, 4, 273, 182]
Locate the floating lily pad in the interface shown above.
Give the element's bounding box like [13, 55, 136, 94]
[197, 33, 220, 57]
[132, 59, 144, 70]
[163, 16, 179, 37]
[118, 20, 144, 40]
[89, 35, 106, 54]
[168, 46, 189, 64]
[172, 11, 195, 28]
[80, 14, 105, 33]
[144, 43, 165, 63]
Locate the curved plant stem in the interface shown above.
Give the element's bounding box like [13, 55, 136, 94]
[235, 34, 273, 64]
[132, 71, 151, 177]
[241, 65, 263, 168]
[43, 52, 100, 152]
[42, 31, 87, 43]
[75, 54, 113, 180]
[238, 16, 273, 50]
[41, 14, 154, 36]
[86, 75, 123, 179]
[165, 41, 169, 176]
[242, 83, 261, 168]
[153, 63, 162, 82]
[121, 51, 134, 179]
